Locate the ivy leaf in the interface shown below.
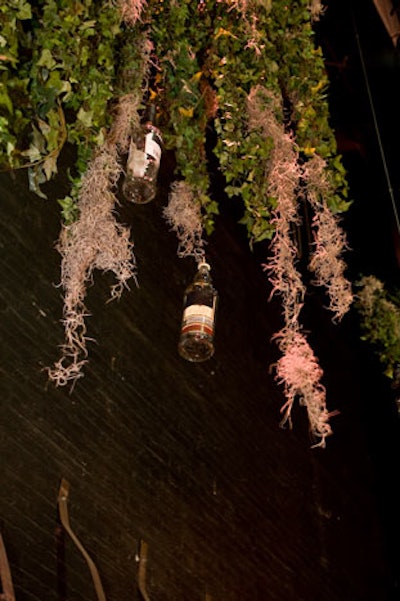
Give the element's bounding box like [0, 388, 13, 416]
[77, 107, 93, 128]
[28, 165, 47, 199]
[6, 140, 15, 159]
[191, 71, 203, 82]
[43, 154, 58, 180]
[58, 195, 79, 224]
[79, 19, 97, 31]
[214, 27, 238, 40]
[16, 1, 32, 20]
[204, 200, 219, 215]
[31, 123, 46, 153]
[37, 48, 57, 70]
[0, 85, 13, 114]
[178, 107, 194, 118]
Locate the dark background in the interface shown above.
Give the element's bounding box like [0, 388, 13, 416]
[317, 0, 400, 285]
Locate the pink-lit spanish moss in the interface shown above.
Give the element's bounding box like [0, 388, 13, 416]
[303, 154, 353, 322]
[247, 86, 331, 444]
[275, 330, 334, 447]
[163, 181, 206, 263]
[118, 0, 147, 26]
[47, 93, 145, 386]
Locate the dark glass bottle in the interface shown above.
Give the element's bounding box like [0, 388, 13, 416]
[122, 104, 163, 204]
[178, 262, 218, 362]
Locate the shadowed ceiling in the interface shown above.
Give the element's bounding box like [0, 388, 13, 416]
[318, 0, 400, 282]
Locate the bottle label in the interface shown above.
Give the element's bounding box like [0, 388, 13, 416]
[145, 132, 162, 167]
[127, 141, 147, 177]
[181, 302, 216, 337]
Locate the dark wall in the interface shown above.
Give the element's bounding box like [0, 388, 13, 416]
[0, 164, 399, 601]
[316, 0, 400, 282]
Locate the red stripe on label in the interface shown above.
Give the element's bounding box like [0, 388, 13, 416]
[181, 324, 214, 336]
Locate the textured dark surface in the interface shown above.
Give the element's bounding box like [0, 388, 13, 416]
[0, 155, 399, 601]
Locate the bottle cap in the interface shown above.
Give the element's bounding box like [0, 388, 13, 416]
[198, 262, 210, 271]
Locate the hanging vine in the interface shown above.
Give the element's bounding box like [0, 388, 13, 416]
[0, 0, 355, 443]
[355, 276, 400, 381]
[163, 181, 206, 262]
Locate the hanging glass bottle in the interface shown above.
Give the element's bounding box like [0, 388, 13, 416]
[122, 104, 163, 204]
[178, 262, 218, 362]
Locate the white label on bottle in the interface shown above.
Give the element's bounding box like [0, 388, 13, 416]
[127, 141, 147, 177]
[181, 304, 215, 336]
[144, 133, 162, 166]
[184, 305, 214, 320]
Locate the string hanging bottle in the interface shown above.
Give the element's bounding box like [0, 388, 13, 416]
[178, 262, 218, 362]
[122, 104, 163, 204]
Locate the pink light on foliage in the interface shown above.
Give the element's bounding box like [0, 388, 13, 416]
[119, 0, 147, 26]
[247, 86, 334, 445]
[275, 331, 334, 447]
[303, 155, 353, 321]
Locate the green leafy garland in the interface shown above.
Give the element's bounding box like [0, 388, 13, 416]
[1, 0, 356, 442]
[149, 0, 351, 243]
[355, 276, 400, 380]
[1, 1, 349, 229]
[1, 0, 144, 219]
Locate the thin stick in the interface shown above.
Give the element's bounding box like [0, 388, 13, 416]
[57, 479, 107, 601]
[137, 540, 151, 601]
[0, 533, 15, 601]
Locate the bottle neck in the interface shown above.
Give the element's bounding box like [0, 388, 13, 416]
[195, 263, 212, 284]
[143, 104, 157, 126]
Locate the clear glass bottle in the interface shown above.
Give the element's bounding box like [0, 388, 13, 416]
[122, 104, 163, 204]
[178, 262, 218, 362]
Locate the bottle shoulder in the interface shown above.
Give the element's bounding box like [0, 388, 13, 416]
[185, 264, 217, 294]
[188, 280, 212, 289]
[185, 280, 216, 296]
[143, 122, 161, 134]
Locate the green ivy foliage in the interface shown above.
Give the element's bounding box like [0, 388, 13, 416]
[0, 0, 146, 215]
[271, 2, 350, 213]
[207, 2, 280, 243]
[148, 0, 350, 243]
[0, 0, 33, 168]
[150, 1, 218, 234]
[355, 276, 400, 379]
[1, 0, 350, 236]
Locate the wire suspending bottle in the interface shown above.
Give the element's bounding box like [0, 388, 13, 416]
[122, 104, 163, 204]
[178, 262, 218, 362]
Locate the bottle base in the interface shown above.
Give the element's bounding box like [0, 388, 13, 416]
[122, 179, 156, 205]
[178, 333, 214, 363]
